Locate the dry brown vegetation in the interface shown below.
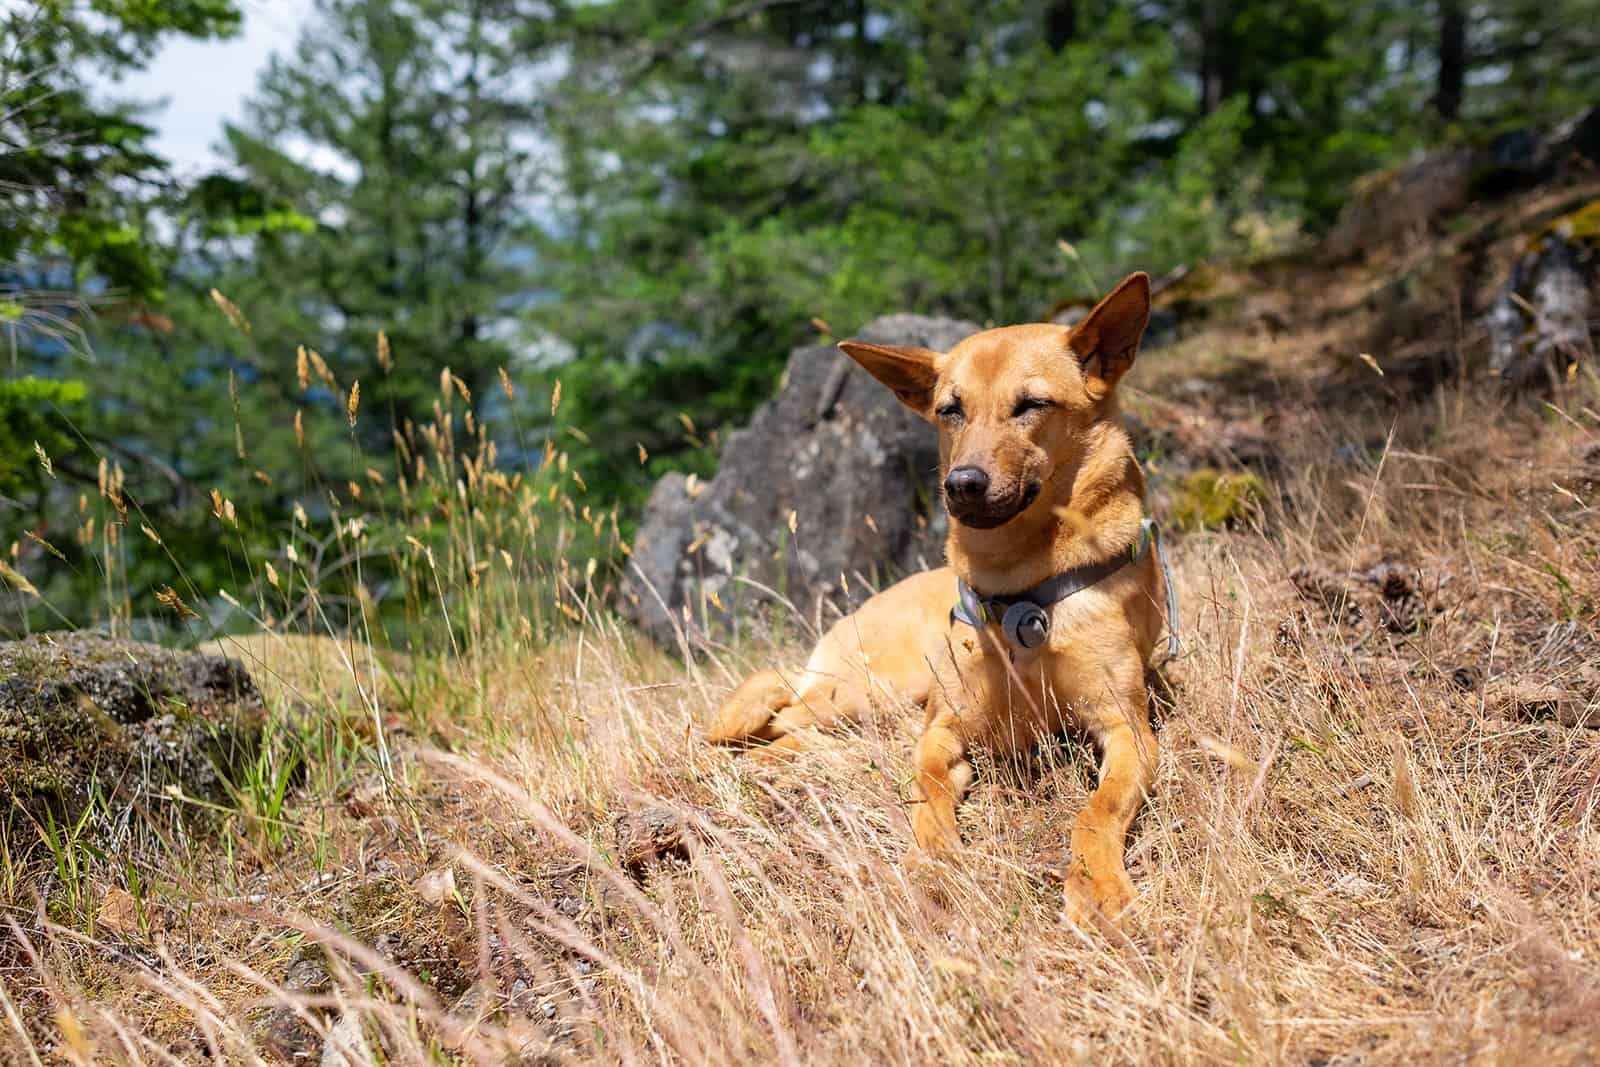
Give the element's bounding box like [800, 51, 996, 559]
[4, 184, 1600, 1066]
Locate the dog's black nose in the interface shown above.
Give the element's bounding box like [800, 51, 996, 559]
[944, 466, 990, 502]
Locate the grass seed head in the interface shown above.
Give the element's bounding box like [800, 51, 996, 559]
[209, 288, 250, 334]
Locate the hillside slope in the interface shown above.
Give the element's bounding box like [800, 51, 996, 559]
[5, 170, 1600, 1066]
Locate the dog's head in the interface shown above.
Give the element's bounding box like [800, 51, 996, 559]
[839, 272, 1150, 530]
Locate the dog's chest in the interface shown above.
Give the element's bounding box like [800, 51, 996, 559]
[944, 581, 1137, 748]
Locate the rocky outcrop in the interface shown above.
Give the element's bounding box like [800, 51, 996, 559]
[1325, 147, 1478, 262]
[1328, 106, 1600, 260]
[622, 314, 979, 649]
[0, 632, 266, 832]
[1319, 107, 1600, 392]
[1482, 217, 1598, 388]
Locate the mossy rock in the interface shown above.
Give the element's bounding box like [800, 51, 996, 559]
[1171, 469, 1265, 531]
[1527, 198, 1600, 253]
[0, 633, 266, 833]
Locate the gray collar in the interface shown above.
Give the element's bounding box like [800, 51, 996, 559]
[951, 518, 1179, 657]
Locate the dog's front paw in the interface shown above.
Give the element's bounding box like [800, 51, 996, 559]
[911, 803, 962, 855]
[1062, 866, 1135, 928]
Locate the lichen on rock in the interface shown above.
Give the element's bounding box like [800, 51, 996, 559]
[0, 632, 267, 835]
[1170, 469, 1265, 531]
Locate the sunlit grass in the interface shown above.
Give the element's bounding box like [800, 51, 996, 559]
[2, 258, 1599, 1065]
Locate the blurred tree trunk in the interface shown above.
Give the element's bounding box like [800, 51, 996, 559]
[1046, 0, 1076, 50]
[460, 0, 484, 350]
[1484, 235, 1594, 390]
[853, 0, 869, 103]
[1199, 0, 1227, 114]
[1435, 0, 1466, 119]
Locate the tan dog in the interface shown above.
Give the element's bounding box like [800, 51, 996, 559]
[707, 273, 1172, 924]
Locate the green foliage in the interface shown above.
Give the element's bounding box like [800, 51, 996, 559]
[3, 0, 564, 625]
[533, 0, 1487, 503]
[0, 1, 242, 302]
[789, 7, 1178, 325]
[223, 720, 303, 854]
[36, 802, 105, 926]
[186, 175, 317, 238]
[0, 0, 1593, 628]
[1459, 0, 1600, 128]
[0, 377, 87, 497]
[182, 0, 555, 457]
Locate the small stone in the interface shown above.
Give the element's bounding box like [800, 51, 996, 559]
[452, 983, 487, 1021]
[95, 887, 139, 935]
[320, 1012, 369, 1067]
[414, 866, 458, 906]
[1330, 872, 1383, 899]
[613, 806, 690, 874]
[283, 956, 330, 995]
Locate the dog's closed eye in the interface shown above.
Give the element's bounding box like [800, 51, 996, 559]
[936, 397, 965, 421]
[1011, 396, 1055, 418]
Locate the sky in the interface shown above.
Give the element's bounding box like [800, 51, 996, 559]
[104, 0, 313, 178]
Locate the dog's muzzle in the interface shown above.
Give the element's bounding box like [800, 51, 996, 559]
[945, 481, 1041, 529]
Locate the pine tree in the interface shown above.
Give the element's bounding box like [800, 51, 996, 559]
[0, 1, 242, 309]
[1465, 0, 1600, 126]
[1, 1, 242, 632]
[537, 2, 1195, 504]
[20, 0, 561, 627]
[209, 0, 549, 417]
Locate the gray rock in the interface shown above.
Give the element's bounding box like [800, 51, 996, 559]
[258, 957, 328, 1067]
[320, 1012, 370, 1067]
[284, 954, 332, 994]
[1483, 233, 1596, 388]
[623, 314, 978, 649]
[0, 632, 267, 834]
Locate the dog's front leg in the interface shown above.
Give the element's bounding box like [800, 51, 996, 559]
[1065, 703, 1157, 925]
[911, 708, 971, 854]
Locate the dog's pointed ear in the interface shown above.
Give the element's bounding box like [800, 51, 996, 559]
[837, 340, 940, 417]
[1068, 271, 1150, 401]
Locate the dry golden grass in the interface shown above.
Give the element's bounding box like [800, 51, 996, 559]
[197, 632, 408, 713]
[10, 390, 1598, 1065]
[5, 194, 1600, 1064]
